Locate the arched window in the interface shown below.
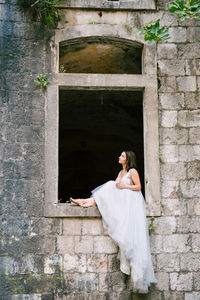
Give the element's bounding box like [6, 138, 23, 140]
[45, 26, 160, 217]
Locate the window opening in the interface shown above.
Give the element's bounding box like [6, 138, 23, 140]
[59, 89, 144, 203]
[59, 37, 142, 74]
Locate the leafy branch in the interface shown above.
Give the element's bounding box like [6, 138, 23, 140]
[169, 0, 200, 21]
[17, 0, 63, 27]
[139, 19, 170, 44]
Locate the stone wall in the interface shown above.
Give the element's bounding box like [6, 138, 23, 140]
[0, 0, 200, 299]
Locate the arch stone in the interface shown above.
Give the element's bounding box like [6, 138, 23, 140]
[50, 24, 157, 75]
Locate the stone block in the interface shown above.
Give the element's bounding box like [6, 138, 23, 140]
[158, 60, 185, 76]
[163, 234, 190, 253]
[57, 236, 74, 254]
[185, 293, 200, 300]
[178, 110, 200, 127]
[187, 199, 200, 216]
[161, 163, 186, 180]
[167, 27, 187, 43]
[179, 145, 200, 161]
[177, 76, 196, 92]
[98, 273, 109, 292]
[192, 234, 200, 252]
[198, 76, 200, 91]
[180, 253, 200, 271]
[3, 143, 23, 161]
[155, 272, 169, 291]
[110, 272, 127, 292]
[0, 256, 15, 274]
[10, 295, 42, 300]
[63, 253, 86, 273]
[187, 27, 200, 42]
[30, 218, 62, 236]
[74, 236, 93, 254]
[161, 198, 187, 216]
[160, 145, 178, 163]
[64, 272, 98, 292]
[22, 144, 45, 161]
[163, 291, 184, 300]
[44, 254, 62, 274]
[178, 44, 200, 59]
[159, 93, 184, 110]
[176, 216, 200, 233]
[161, 111, 177, 127]
[94, 236, 118, 254]
[170, 272, 193, 291]
[82, 218, 103, 235]
[194, 272, 200, 290]
[63, 218, 82, 235]
[153, 216, 176, 234]
[159, 76, 176, 93]
[87, 253, 107, 273]
[186, 59, 200, 75]
[160, 128, 188, 145]
[149, 235, 163, 253]
[13, 255, 42, 275]
[187, 160, 200, 179]
[180, 180, 200, 198]
[142, 291, 162, 300]
[15, 125, 44, 143]
[107, 254, 120, 272]
[157, 44, 178, 59]
[157, 253, 180, 272]
[189, 128, 200, 144]
[184, 92, 200, 110]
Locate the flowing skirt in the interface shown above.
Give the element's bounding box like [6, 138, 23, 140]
[91, 180, 157, 293]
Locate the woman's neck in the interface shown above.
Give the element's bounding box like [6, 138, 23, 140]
[122, 164, 126, 171]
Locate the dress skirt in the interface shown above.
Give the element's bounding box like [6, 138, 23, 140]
[91, 180, 157, 293]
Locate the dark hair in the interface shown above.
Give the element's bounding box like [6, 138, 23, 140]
[123, 150, 137, 171]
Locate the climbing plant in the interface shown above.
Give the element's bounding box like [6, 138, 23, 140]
[139, 0, 200, 43]
[17, 0, 63, 27]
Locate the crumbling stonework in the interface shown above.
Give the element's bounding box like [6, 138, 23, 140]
[0, 0, 200, 299]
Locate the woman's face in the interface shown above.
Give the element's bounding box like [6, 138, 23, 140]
[118, 152, 127, 165]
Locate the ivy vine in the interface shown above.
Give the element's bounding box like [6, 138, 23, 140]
[17, 0, 63, 28]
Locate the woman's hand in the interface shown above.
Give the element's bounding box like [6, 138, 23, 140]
[116, 181, 126, 189]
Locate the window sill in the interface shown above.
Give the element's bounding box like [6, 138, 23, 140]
[44, 203, 101, 217]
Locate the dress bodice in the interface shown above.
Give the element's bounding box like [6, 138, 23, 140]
[120, 169, 133, 185]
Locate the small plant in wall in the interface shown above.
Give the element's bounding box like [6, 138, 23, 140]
[148, 217, 156, 235]
[17, 0, 63, 27]
[59, 64, 66, 73]
[34, 73, 49, 88]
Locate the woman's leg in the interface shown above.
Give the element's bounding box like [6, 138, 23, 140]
[70, 197, 96, 207]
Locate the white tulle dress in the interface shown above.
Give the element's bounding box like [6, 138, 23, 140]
[91, 169, 157, 293]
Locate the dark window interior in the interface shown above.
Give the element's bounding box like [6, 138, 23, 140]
[59, 89, 144, 203]
[59, 37, 142, 74]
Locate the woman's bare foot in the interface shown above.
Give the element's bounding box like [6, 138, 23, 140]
[70, 197, 96, 208]
[70, 197, 85, 205]
[81, 198, 96, 208]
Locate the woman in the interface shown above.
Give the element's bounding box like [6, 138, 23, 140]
[70, 151, 157, 293]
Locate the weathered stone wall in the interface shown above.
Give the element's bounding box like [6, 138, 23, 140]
[0, 0, 200, 299]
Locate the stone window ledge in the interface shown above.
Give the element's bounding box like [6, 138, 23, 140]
[45, 203, 101, 217]
[58, 0, 156, 10]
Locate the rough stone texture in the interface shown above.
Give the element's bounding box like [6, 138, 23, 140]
[1, 0, 200, 299]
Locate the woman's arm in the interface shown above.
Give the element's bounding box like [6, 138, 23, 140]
[116, 169, 141, 191]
